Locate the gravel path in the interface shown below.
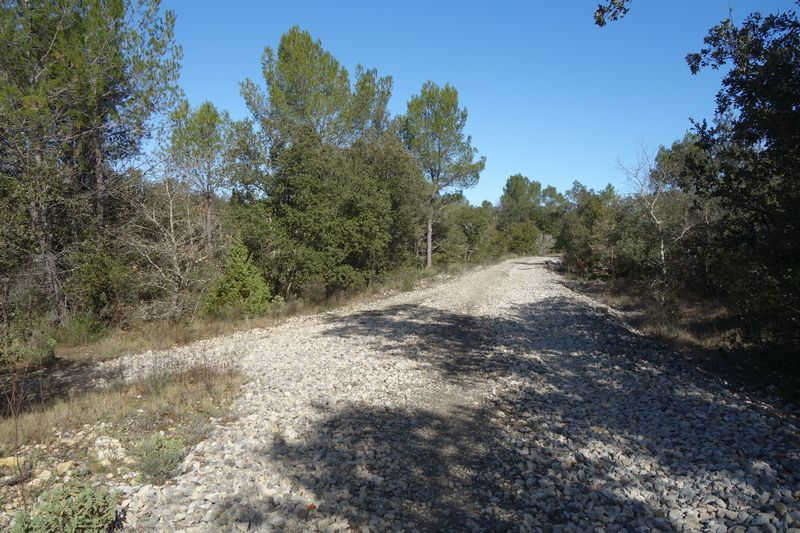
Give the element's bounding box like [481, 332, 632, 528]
[118, 257, 800, 532]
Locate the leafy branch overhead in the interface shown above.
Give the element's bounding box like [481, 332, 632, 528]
[594, 0, 632, 27]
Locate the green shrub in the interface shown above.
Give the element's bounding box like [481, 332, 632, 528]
[1, 318, 56, 368]
[203, 240, 272, 318]
[53, 312, 107, 346]
[11, 482, 121, 533]
[132, 434, 186, 484]
[65, 245, 132, 324]
[507, 221, 541, 255]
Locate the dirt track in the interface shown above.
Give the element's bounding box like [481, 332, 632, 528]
[111, 257, 800, 531]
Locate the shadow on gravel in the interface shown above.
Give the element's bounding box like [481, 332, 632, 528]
[512, 259, 561, 272]
[258, 402, 668, 531]
[0, 358, 126, 417]
[250, 297, 798, 530]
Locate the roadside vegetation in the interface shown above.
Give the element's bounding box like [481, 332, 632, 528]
[1, 0, 799, 528]
[1, 358, 240, 528]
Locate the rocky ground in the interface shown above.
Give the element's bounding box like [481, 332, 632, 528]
[7, 258, 800, 531]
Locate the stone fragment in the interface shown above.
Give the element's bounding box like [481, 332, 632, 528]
[56, 461, 77, 475]
[0, 456, 25, 471]
[93, 436, 127, 466]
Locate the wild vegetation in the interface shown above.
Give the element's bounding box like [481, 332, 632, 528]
[0, 0, 799, 525]
[0, 0, 796, 381]
[0, 8, 550, 368]
[0, 0, 795, 380]
[579, 0, 800, 386]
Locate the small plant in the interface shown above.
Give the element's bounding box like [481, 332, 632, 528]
[65, 244, 132, 326]
[203, 240, 272, 318]
[132, 434, 186, 484]
[11, 481, 122, 533]
[397, 267, 419, 292]
[54, 313, 107, 347]
[1, 326, 56, 369]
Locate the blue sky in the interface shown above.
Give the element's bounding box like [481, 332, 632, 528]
[163, 0, 795, 205]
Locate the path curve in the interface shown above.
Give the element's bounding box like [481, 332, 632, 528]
[121, 257, 800, 532]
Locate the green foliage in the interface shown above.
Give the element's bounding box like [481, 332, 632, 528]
[594, 0, 632, 26]
[506, 221, 542, 255]
[1, 281, 57, 367]
[557, 182, 620, 276]
[439, 201, 501, 263]
[0, 325, 56, 368]
[235, 28, 423, 298]
[495, 174, 564, 256]
[54, 313, 107, 347]
[498, 174, 541, 231]
[402, 81, 485, 195]
[132, 434, 187, 485]
[402, 81, 485, 267]
[350, 132, 428, 267]
[686, 5, 800, 344]
[11, 482, 121, 533]
[263, 128, 390, 298]
[7, 4, 796, 385]
[168, 100, 231, 247]
[256, 26, 352, 143]
[0, 0, 181, 324]
[592, 0, 800, 349]
[203, 241, 272, 318]
[65, 245, 133, 323]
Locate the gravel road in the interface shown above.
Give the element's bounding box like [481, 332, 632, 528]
[119, 257, 800, 532]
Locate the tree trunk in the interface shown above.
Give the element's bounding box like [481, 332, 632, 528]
[426, 212, 433, 269]
[29, 200, 66, 324]
[95, 137, 105, 223]
[658, 231, 667, 307]
[204, 191, 213, 247]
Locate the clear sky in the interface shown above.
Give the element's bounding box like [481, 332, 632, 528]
[163, 0, 795, 205]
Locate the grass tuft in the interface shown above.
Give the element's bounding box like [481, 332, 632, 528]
[131, 434, 186, 485]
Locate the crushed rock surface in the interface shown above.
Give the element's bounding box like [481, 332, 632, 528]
[104, 258, 800, 531]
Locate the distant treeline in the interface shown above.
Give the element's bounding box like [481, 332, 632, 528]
[1, 1, 797, 365]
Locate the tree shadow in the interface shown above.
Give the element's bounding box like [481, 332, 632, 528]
[252, 401, 672, 531]
[234, 296, 800, 529]
[0, 358, 127, 417]
[198, 296, 799, 529]
[560, 276, 800, 404]
[512, 258, 561, 270]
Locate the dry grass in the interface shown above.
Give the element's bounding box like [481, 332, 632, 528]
[0, 361, 242, 521]
[563, 276, 741, 351]
[55, 316, 277, 363]
[564, 276, 800, 403]
[0, 363, 242, 456]
[54, 262, 466, 365]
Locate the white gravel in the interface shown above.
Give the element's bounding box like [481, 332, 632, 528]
[113, 257, 799, 532]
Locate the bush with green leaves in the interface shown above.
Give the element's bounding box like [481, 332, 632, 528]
[11, 482, 121, 533]
[203, 241, 272, 318]
[506, 221, 541, 255]
[1, 318, 56, 368]
[65, 245, 133, 324]
[132, 434, 186, 484]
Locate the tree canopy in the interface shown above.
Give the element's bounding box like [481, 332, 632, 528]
[2, 7, 799, 386]
[402, 81, 485, 267]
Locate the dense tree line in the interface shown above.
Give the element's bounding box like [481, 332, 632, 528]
[571, 1, 800, 351]
[1, 1, 797, 367]
[0, 7, 549, 365]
